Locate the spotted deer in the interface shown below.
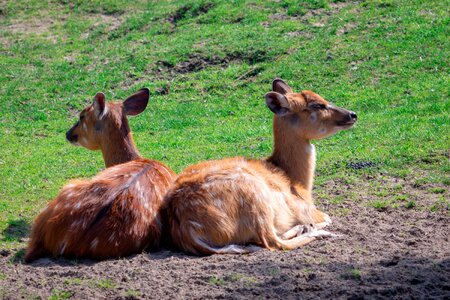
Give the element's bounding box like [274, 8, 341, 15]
[165, 79, 357, 255]
[25, 89, 176, 262]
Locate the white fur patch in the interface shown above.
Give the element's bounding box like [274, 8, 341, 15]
[71, 220, 81, 229]
[74, 202, 81, 210]
[135, 181, 141, 192]
[82, 123, 87, 132]
[90, 238, 99, 250]
[59, 240, 67, 255]
[214, 199, 223, 208]
[189, 221, 203, 229]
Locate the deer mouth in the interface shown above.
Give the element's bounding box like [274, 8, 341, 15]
[66, 132, 79, 145]
[336, 120, 356, 128]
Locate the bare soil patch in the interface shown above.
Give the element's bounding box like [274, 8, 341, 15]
[155, 51, 268, 77]
[0, 174, 448, 299]
[121, 51, 268, 88]
[167, 2, 215, 25]
[268, 1, 358, 37]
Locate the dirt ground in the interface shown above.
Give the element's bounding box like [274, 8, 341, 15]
[1, 175, 449, 299]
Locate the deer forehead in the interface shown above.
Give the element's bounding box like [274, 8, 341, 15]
[286, 91, 329, 110]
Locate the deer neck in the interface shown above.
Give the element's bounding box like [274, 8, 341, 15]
[100, 128, 141, 168]
[266, 118, 316, 199]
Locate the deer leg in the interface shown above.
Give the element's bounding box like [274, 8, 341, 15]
[311, 209, 332, 229]
[281, 225, 303, 240]
[281, 224, 316, 240]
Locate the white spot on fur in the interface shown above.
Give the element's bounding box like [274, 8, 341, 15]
[108, 233, 115, 243]
[90, 238, 99, 250]
[258, 217, 265, 226]
[54, 203, 60, 210]
[190, 221, 203, 228]
[311, 144, 316, 161]
[143, 202, 149, 210]
[74, 202, 81, 210]
[135, 181, 141, 191]
[66, 183, 76, 189]
[59, 240, 67, 255]
[71, 220, 81, 229]
[214, 199, 223, 208]
[82, 123, 87, 132]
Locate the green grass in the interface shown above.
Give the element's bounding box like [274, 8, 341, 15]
[0, 0, 449, 247]
[208, 276, 226, 286]
[49, 289, 72, 300]
[95, 278, 117, 289]
[347, 268, 362, 281]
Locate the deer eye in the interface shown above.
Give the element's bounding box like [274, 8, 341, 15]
[311, 104, 327, 110]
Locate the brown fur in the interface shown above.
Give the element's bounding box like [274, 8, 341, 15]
[25, 89, 176, 262]
[165, 79, 357, 255]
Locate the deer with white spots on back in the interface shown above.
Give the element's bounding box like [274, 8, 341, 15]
[165, 79, 357, 255]
[25, 88, 176, 262]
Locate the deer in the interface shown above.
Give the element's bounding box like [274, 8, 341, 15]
[164, 79, 357, 255]
[25, 88, 176, 262]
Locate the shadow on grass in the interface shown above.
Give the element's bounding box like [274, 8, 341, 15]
[1, 219, 30, 242]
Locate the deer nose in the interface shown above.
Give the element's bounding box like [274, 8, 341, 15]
[350, 111, 357, 120]
[66, 128, 77, 142]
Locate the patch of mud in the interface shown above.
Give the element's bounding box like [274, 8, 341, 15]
[82, 13, 124, 39]
[5, 18, 54, 35]
[0, 174, 448, 299]
[336, 22, 358, 36]
[269, 1, 354, 22]
[121, 51, 267, 88]
[267, 1, 359, 36]
[167, 2, 214, 25]
[155, 51, 268, 76]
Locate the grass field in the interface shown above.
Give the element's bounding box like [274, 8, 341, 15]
[0, 0, 448, 251]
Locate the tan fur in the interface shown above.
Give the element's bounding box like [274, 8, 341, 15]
[25, 89, 176, 262]
[165, 79, 357, 255]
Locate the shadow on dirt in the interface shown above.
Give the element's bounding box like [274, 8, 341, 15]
[221, 256, 450, 299]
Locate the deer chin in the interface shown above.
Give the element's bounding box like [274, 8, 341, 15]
[336, 120, 356, 129]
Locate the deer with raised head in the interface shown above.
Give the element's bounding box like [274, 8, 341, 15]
[25, 88, 176, 262]
[165, 79, 357, 255]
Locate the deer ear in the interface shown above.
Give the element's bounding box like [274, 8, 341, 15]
[272, 78, 293, 95]
[93, 92, 107, 120]
[265, 92, 290, 116]
[123, 88, 149, 116]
